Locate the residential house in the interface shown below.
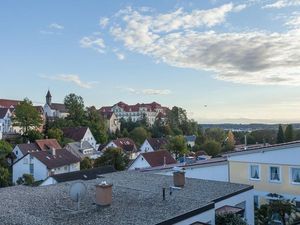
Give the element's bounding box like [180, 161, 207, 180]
[185, 135, 197, 147]
[12, 148, 80, 183]
[12, 139, 62, 162]
[99, 101, 169, 126]
[225, 141, 300, 207]
[65, 141, 101, 160]
[0, 108, 13, 139]
[41, 166, 116, 186]
[102, 138, 138, 159]
[0, 171, 254, 225]
[128, 150, 177, 170]
[62, 127, 96, 148]
[100, 111, 120, 133]
[43, 90, 68, 118]
[140, 137, 168, 153]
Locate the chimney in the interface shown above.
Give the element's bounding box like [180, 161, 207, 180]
[80, 140, 83, 149]
[51, 147, 56, 156]
[163, 156, 166, 167]
[173, 171, 185, 187]
[95, 181, 113, 206]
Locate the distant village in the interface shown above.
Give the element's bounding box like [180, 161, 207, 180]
[0, 90, 300, 225]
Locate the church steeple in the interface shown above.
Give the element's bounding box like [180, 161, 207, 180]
[46, 90, 52, 105]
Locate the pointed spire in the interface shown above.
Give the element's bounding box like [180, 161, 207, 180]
[46, 90, 52, 98]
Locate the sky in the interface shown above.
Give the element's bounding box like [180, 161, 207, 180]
[1, 0, 300, 123]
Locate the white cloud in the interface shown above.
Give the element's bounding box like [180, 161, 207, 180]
[263, 0, 300, 9]
[107, 5, 300, 86]
[118, 87, 171, 95]
[233, 4, 247, 12]
[116, 52, 125, 60]
[79, 34, 105, 53]
[49, 23, 64, 30]
[286, 13, 300, 28]
[40, 74, 97, 89]
[99, 17, 109, 28]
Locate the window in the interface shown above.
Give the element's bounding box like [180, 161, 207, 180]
[270, 166, 281, 182]
[291, 168, 300, 184]
[16, 150, 18, 155]
[250, 165, 260, 180]
[23, 158, 28, 164]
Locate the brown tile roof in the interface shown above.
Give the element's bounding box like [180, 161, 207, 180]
[113, 138, 137, 152]
[17, 143, 40, 155]
[141, 150, 176, 167]
[100, 101, 168, 113]
[100, 111, 114, 119]
[30, 149, 80, 169]
[50, 103, 67, 113]
[147, 138, 168, 151]
[62, 127, 88, 142]
[0, 108, 10, 119]
[0, 99, 21, 108]
[35, 139, 62, 151]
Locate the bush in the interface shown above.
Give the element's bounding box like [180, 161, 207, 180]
[16, 174, 35, 186]
[216, 213, 247, 225]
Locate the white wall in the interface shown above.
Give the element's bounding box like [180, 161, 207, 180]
[83, 128, 96, 148]
[215, 189, 254, 225]
[128, 155, 151, 170]
[40, 177, 57, 186]
[140, 140, 154, 153]
[158, 163, 229, 182]
[174, 208, 215, 225]
[13, 155, 31, 183]
[12, 146, 24, 162]
[228, 146, 300, 165]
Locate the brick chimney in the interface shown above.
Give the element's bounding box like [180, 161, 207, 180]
[173, 171, 185, 187]
[95, 182, 113, 206]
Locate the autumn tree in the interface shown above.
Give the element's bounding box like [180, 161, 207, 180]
[222, 130, 236, 152]
[13, 98, 43, 136]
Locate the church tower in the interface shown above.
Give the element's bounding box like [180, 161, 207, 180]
[46, 90, 52, 106]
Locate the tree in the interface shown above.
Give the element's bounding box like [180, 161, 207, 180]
[205, 128, 226, 143]
[216, 213, 247, 225]
[202, 140, 221, 157]
[13, 98, 43, 136]
[27, 130, 43, 142]
[80, 157, 93, 170]
[0, 140, 12, 157]
[129, 127, 150, 146]
[269, 199, 299, 225]
[94, 147, 129, 171]
[64, 93, 85, 125]
[16, 174, 34, 186]
[277, 124, 285, 144]
[47, 128, 63, 144]
[167, 135, 188, 159]
[285, 124, 294, 142]
[223, 130, 235, 152]
[0, 167, 10, 187]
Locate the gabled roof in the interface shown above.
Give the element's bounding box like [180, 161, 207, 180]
[35, 139, 61, 151]
[62, 127, 89, 141]
[0, 108, 10, 119]
[47, 166, 116, 183]
[146, 138, 168, 151]
[140, 150, 176, 167]
[66, 141, 97, 159]
[30, 149, 80, 169]
[17, 143, 40, 155]
[112, 138, 137, 152]
[100, 111, 114, 119]
[0, 99, 21, 108]
[100, 101, 168, 113]
[50, 103, 67, 113]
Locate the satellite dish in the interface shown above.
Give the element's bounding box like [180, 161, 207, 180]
[69, 182, 87, 210]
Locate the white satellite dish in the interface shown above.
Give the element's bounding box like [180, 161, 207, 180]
[69, 182, 87, 210]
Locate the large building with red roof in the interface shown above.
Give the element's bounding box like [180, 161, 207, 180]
[99, 101, 169, 125]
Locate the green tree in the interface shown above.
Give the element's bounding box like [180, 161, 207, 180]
[205, 128, 226, 143]
[94, 147, 129, 171]
[16, 174, 34, 186]
[47, 128, 64, 144]
[0, 140, 13, 158]
[13, 98, 43, 136]
[27, 130, 43, 142]
[64, 93, 85, 125]
[285, 124, 294, 142]
[216, 213, 247, 225]
[277, 124, 285, 144]
[167, 135, 188, 159]
[80, 157, 93, 170]
[269, 199, 300, 225]
[0, 167, 10, 187]
[202, 140, 221, 157]
[129, 127, 150, 146]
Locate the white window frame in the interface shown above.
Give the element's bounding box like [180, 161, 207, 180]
[269, 166, 281, 183]
[290, 167, 300, 185]
[249, 164, 261, 181]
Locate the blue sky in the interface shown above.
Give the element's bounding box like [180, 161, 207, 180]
[1, 0, 300, 123]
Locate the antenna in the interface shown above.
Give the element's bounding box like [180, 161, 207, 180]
[69, 182, 87, 211]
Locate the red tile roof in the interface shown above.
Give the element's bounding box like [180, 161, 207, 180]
[35, 139, 62, 151]
[62, 127, 89, 142]
[147, 138, 169, 151]
[112, 138, 137, 152]
[0, 99, 21, 108]
[30, 149, 80, 169]
[99, 101, 168, 113]
[141, 150, 176, 167]
[17, 143, 40, 155]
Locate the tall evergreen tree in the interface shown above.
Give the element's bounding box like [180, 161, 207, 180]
[277, 124, 285, 144]
[284, 124, 294, 142]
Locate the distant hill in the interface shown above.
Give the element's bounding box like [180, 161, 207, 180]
[200, 123, 300, 132]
